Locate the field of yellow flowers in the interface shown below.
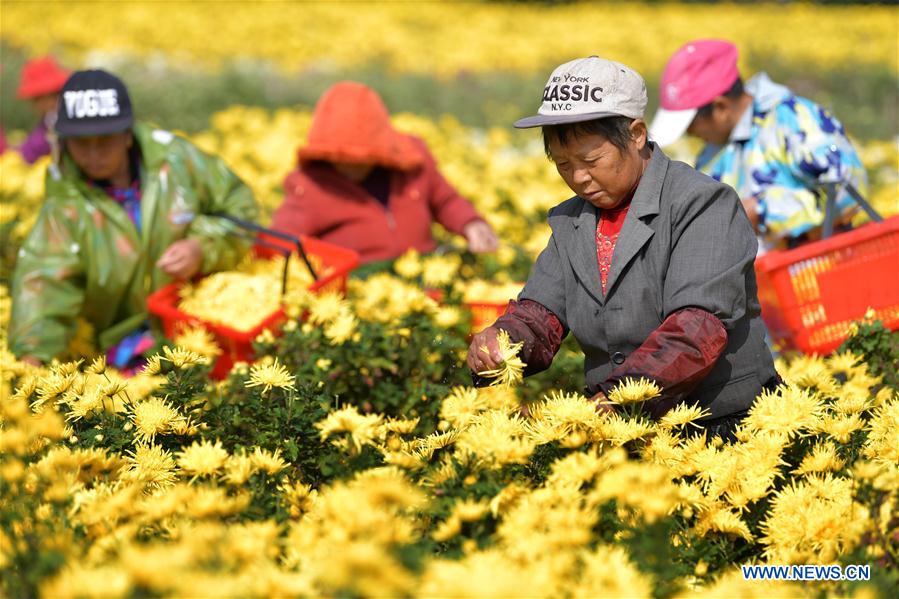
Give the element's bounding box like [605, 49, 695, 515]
[1, 104, 899, 596]
[2, 1, 899, 595]
[2, 1, 897, 138]
[3, 106, 897, 282]
[2, 2, 896, 76]
[2, 290, 898, 597]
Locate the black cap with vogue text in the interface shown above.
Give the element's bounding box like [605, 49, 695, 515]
[55, 69, 134, 138]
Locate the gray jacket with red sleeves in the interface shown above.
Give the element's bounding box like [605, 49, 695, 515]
[519, 144, 777, 419]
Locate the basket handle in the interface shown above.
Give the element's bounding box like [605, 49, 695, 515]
[212, 225, 298, 297]
[212, 213, 319, 295]
[821, 182, 883, 239]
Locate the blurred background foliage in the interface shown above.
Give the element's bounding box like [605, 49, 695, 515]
[2, 1, 897, 139]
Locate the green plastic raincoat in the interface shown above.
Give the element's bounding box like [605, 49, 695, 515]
[9, 123, 258, 361]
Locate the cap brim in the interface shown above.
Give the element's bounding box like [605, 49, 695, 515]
[56, 115, 134, 138]
[648, 107, 696, 147]
[513, 111, 628, 129]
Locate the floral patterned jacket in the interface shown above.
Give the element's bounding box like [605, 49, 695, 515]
[696, 73, 867, 252]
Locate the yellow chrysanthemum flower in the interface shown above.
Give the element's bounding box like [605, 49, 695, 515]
[832, 390, 870, 415]
[525, 390, 601, 446]
[122, 444, 178, 490]
[130, 397, 184, 443]
[279, 480, 318, 517]
[862, 398, 899, 464]
[162, 346, 209, 369]
[743, 385, 823, 437]
[439, 386, 488, 430]
[593, 461, 680, 523]
[431, 514, 463, 542]
[323, 311, 358, 345]
[760, 473, 869, 563]
[98, 379, 129, 400]
[459, 279, 523, 305]
[32, 369, 77, 410]
[184, 485, 252, 518]
[794, 441, 845, 476]
[595, 414, 655, 446]
[607, 377, 662, 405]
[545, 449, 605, 488]
[245, 358, 296, 395]
[433, 306, 462, 328]
[316, 406, 384, 454]
[825, 350, 863, 377]
[250, 447, 288, 475]
[11, 376, 38, 404]
[476, 329, 525, 388]
[456, 410, 534, 467]
[658, 404, 710, 429]
[381, 417, 420, 435]
[782, 355, 839, 395]
[694, 504, 754, 541]
[421, 254, 461, 288]
[393, 248, 422, 279]
[177, 439, 230, 477]
[307, 292, 349, 326]
[141, 355, 164, 376]
[173, 324, 222, 359]
[223, 451, 258, 486]
[86, 355, 107, 375]
[433, 498, 490, 542]
[63, 387, 104, 422]
[815, 413, 865, 444]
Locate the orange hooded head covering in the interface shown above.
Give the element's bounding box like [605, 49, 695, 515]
[299, 81, 423, 172]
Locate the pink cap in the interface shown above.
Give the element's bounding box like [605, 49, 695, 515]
[649, 40, 740, 147]
[660, 40, 739, 110]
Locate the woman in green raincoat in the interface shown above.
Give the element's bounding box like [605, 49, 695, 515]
[9, 69, 258, 366]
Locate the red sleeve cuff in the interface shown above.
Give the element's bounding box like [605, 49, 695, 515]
[599, 307, 727, 418]
[492, 299, 565, 376]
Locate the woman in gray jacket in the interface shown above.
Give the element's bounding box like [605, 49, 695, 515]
[467, 56, 777, 439]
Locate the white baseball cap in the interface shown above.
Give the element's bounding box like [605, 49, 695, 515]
[514, 56, 647, 128]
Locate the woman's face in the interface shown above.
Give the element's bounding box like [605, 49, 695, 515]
[65, 132, 132, 182]
[31, 93, 59, 117]
[547, 122, 646, 210]
[686, 95, 746, 146]
[333, 161, 375, 183]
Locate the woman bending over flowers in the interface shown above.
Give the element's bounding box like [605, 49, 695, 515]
[468, 57, 778, 440]
[272, 81, 497, 265]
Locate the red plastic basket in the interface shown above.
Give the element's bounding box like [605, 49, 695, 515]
[754, 216, 899, 355]
[147, 235, 359, 378]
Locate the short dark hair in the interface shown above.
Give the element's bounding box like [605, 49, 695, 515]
[542, 116, 635, 158]
[694, 77, 744, 120]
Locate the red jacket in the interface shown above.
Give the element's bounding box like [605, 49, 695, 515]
[272, 81, 482, 263]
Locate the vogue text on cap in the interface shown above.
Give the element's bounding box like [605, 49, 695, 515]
[63, 89, 121, 120]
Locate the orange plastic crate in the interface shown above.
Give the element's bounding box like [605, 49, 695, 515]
[147, 236, 359, 378]
[466, 300, 513, 333]
[754, 216, 899, 355]
[426, 285, 523, 334]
